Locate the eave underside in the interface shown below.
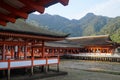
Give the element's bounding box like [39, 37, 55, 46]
[0, 0, 69, 26]
[0, 32, 66, 42]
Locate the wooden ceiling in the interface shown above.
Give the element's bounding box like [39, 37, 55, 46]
[0, 0, 69, 26]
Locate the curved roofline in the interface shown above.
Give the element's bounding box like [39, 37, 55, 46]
[66, 35, 109, 40]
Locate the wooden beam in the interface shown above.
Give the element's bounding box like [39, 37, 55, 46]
[37, 0, 53, 6]
[59, 0, 69, 6]
[0, 1, 28, 19]
[0, 32, 65, 41]
[0, 20, 6, 26]
[0, 13, 16, 23]
[41, 40, 45, 58]
[19, 0, 45, 13]
[0, 41, 28, 45]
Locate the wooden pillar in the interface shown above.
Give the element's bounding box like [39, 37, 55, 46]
[41, 41, 45, 72]
[47, 65, 50, 71]
[31, 44, 34, 58]
[107, 48, 109, 53]
[24, 45, 27, 59]
[18, 46, 20, 59]
[57, 64, 59, 72]
[45, 56, 48, 73]
[65, 48, 68, 54]
[42, 41, 45, 58]
[57, 55, 60, 72]
[11, 47, 14, 59]
[52, 48, 55, 56]
[31, 46, 34, 75]
[41, 66, 44, 72]
[2, 44, 6, 60]
[58, 48, 60, 54]
[31, 57, 34, 75]
[7, 59, 10, 80]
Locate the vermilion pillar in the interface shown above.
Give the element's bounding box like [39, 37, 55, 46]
[2, 44, 5, 60]
[42, 40, 45, 58]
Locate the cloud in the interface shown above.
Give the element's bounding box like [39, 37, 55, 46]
[77, 0, 120, 19]
[32, 11, 40, 15]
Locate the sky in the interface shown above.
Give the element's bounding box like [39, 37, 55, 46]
[33, 0, 120, 19]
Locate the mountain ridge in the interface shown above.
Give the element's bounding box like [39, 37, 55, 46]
[27, 13, 120, 43]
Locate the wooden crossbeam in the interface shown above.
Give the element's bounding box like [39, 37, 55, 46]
[19, 0, 45, 13]
[37, 0, 54, 6]
[0, 1, 28, 19]
[0, 13, 16, 23]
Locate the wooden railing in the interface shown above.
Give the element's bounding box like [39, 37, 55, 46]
[0, 56, 59, 70]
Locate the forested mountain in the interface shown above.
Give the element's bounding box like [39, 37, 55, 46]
[27, 13, 120, 43]
[27, 13, 81, 37]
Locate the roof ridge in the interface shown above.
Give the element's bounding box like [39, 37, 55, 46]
[67, 35, 109, 40]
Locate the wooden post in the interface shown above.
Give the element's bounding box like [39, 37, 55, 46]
[31, 57, 34, 75]
[31, 45, 34, 75]
[24, 45, 27, 60]
[2, 44, 5, 60]
[48, 65, 50, 71]
[41, 66, 44, 72]
[41, 40, 45, 58]
[45, 56, 48, 73]
[52, 48, 54, 56]
[11, 46, 14, 59]
[57, 55, 60, 72]
[18, 46, 20, 59]
[2, 70, 6, 77]
[42, 41, 44, 56]
[8, 59, 10, 80]
[41, 41, 45, 72]
[57, 64, 59, 72]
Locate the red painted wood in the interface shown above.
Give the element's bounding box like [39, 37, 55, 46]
[2, 44, 6, 60]
[59, 0, 69, 6]
[0, 32, 64, 41]
[0, 13, 16, 23]
[19, 0, 45, 13]
[0, 20, 6, 26]
[0, 1, 28, 19]
[37, 0, 53, 6]
[42, 41, 45, 58]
